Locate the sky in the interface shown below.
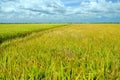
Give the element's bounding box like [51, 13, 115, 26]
[0, 0, 120, 23]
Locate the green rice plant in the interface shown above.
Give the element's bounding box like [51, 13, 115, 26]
[0, 24, 120, 80]
[0, 24, 66, 43]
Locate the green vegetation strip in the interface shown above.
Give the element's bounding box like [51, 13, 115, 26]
[0, 24, 67, 43]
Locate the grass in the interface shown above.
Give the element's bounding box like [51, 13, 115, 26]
[0, 24, 120, 80]
[0, 24, 65, 43]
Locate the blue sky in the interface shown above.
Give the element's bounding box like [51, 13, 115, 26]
[0, 0, 120, 23]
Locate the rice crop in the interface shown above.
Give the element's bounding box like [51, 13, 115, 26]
[0, 24, 120, 80]
[0, 24, 65, 43]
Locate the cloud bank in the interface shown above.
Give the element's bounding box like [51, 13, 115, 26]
[0, 0, 120, 23]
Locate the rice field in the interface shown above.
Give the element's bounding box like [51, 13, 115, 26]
[0, 24, 65, 43]
[0, 24, 120, 80]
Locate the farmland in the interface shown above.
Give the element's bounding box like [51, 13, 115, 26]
[0, 24, 120, 80]
[0, 24, 65, 43]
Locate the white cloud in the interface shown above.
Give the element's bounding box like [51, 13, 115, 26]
[67, 0, 120, 18]
[0, 0, 120, 23]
